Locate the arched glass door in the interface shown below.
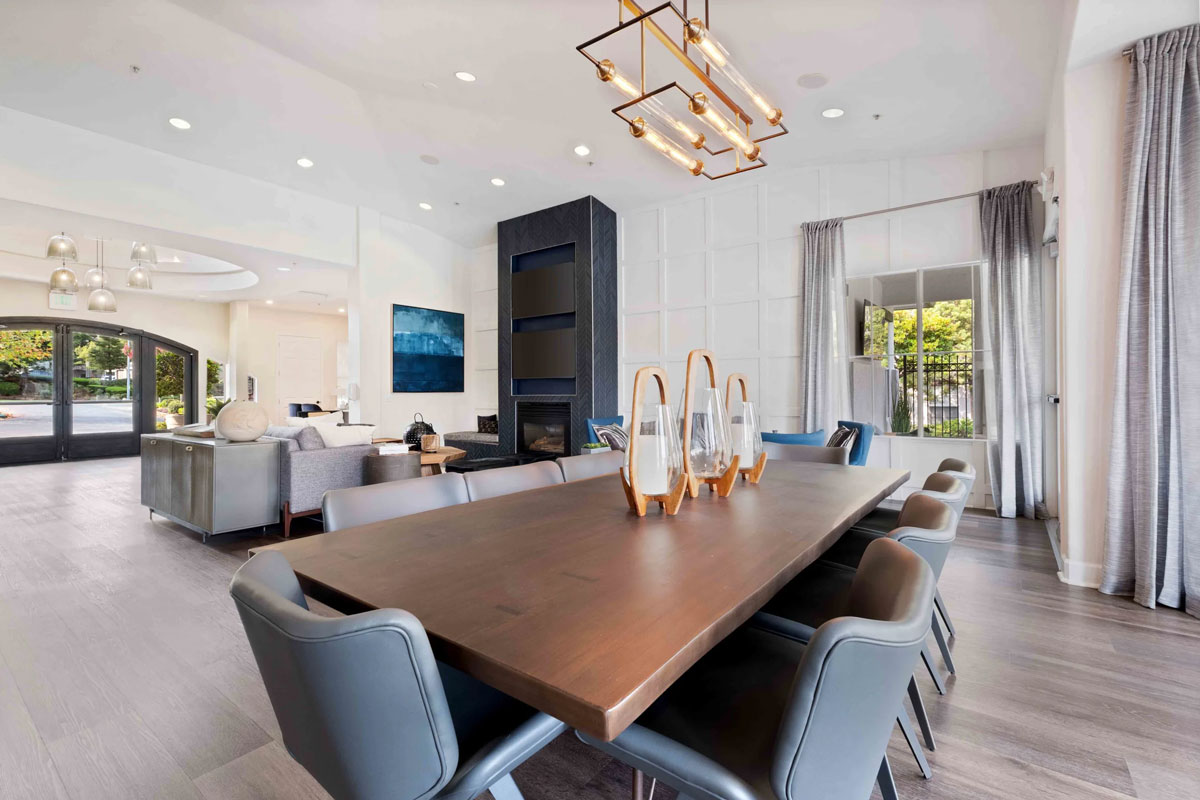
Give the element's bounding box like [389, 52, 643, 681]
[0, 318, 197, 465]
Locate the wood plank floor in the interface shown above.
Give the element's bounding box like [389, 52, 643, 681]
[0, 456, 1197, 800]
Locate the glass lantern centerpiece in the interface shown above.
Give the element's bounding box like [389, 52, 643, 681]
[679, 349, 739, 498]
[726, 372, 766, 483]
[620, 366, 686, 516]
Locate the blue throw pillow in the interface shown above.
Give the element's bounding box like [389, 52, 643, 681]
[762, 430, 825, 447]
[586, 416, 624, 444]
[837, 420, 873, 466]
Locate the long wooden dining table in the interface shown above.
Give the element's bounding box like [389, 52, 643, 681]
[252, 460, 908, 741]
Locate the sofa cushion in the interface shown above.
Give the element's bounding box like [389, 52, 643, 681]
[477, 414, 498, 434]
[286, 412, 342, 428]
[316, 424, 376, 448]
[266, 425, 326, 451]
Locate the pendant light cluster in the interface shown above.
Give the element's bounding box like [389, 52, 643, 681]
[45, 233, 160, 313]
[578, 0, 788, 180]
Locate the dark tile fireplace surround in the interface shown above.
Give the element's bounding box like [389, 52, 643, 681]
[446, 196, 617, 473]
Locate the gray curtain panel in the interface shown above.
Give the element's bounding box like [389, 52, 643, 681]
[979, 181, 1046, 519]
[798, 218, 850, 435]
[1101, 25, 1200, 616]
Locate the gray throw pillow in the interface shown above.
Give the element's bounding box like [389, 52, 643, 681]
[592, 422, 629, 451]
[295, 426, 326, 450]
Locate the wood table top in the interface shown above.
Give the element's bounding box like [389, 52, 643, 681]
[254, 461, 908, 740]
[419, 446, 465, 465]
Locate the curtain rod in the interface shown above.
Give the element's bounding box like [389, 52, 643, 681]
[839, 179, 1040, 222]
[841, 191, 979, 221]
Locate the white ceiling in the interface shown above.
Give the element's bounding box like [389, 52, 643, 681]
[0, 0, 1065, 251]
[0, 198, 349, 313]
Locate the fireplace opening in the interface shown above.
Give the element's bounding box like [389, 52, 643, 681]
[517, 401, 571, 456]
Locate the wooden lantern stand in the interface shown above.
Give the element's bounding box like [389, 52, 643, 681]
[726, 372, 767, 484]
[620, 366, 688, 517]
[681, 349, 740, 498]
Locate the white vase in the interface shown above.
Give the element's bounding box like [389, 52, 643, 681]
[215, 401, 269, 442]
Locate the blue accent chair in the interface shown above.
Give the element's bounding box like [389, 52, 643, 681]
[762, 430, 825, 447]
[585, 416, 624, 444]
[837, 420, 874, 466]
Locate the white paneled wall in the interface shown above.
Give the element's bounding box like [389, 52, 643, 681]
[469, 243, 499, 418]
[618, 143, 1042, 506]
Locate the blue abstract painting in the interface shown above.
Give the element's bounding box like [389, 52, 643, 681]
[392, 304, 464, 393]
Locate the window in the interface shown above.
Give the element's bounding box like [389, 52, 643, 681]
[847, 264, 985, 439]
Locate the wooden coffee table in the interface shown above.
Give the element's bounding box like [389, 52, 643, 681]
[419, 446, 466, 475]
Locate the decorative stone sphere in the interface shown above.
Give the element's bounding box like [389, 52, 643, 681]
[215, 401, 269, 442]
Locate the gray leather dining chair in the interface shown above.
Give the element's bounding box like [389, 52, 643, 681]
[753, 494, 956, 781]
[556, 451, 625, 481]
[578, 537, 935, 800]
[322, 473, 470, 532]
[937, 456, 976, 502]
[463, 461, 564, 502]
[229, 551, 565, 800]
[842, 471, 966, 654]
[763, 440, 850, 465]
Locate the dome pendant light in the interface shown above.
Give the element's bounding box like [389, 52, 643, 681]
[87, 239, 117, 313]
[130, 241, 158, 265]
[126, 264, 153, 289]
[82, 264, 108, 291]
[46, 232, 79, 292]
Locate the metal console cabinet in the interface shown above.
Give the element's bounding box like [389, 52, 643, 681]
[141, 433, 279, 541]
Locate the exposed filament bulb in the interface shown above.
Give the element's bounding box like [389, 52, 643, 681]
[629, 117, 704, 176]
[597, 59, 706, 149]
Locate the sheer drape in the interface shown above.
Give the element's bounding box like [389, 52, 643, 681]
[978, 181, 1046, 519]
[1100, 25, 1200, 616]
[798, 219, 850, 436]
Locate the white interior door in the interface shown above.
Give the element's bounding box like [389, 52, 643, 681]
[277, 334, 323, 421]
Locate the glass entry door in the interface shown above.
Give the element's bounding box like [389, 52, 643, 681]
[0, 324, 59, 465]
[0, 319, 198, 465]
[64, 326, 141, 460]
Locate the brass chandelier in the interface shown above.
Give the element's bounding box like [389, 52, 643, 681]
[578, 0, 788, 179]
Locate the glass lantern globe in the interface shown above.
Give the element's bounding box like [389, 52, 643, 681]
[87, 287, 118, 313]
[728, 396, 763, 470]
[82, 266, 108, 291]
[626, 400, 683, 496]
[680, 385, 732, 479]
[126, 264, 153, 289]
[49, 265, 78, 292]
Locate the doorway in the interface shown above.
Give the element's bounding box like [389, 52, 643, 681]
[0, 318, 197, 465]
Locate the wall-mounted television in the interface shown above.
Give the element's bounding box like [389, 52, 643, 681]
[512, 329, 575, 379]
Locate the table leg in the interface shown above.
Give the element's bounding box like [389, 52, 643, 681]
[632, 768, 644, 800]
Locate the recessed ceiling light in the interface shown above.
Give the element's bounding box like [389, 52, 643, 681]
[168, 117, 191, 129]
[277, 266, 291, 272]
[491, 178, 505, 186]
[821, 108, 845, 118]
[338, 307, 346, 313]
[574, 144, 591, 157]
[420, 154, 440, 165]
[419, 202, 433, 211]
[296, 157, 314, 169]
[265, 299, 274, 304]
[454, 71, 476, 82]
[797, 73, 829, 89]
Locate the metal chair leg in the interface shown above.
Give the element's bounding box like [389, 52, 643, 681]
[488, 773, 525, 800]
[921, 642, 947, 695]
[897, 709, 933, 779]
[908, 674, 936, 750]
[931, 612, 956, 675]
[877, 755, 899, 800]
[935, 587, 956, 638]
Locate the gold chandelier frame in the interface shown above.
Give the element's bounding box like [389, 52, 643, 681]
[577, 0, 789, 180]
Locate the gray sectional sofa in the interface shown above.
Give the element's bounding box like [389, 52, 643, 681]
[263, 425, 376, 537]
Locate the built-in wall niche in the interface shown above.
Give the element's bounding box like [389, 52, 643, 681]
[511, 242, 576, 396]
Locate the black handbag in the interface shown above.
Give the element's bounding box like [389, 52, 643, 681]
[404, 412, 436, 445]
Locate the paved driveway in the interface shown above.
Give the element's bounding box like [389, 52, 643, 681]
[0, 402, 135, 437]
